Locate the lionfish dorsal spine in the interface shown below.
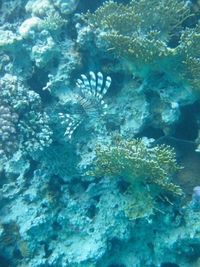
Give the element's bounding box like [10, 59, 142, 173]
[60, 71, 112, 139]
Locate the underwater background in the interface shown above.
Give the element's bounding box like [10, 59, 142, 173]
[1, 0, 200, 266]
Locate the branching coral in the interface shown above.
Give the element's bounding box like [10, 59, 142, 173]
[83, 0, 200, 94]
[175, 23, 200, 91]
[84, 0, 191, 67]
[90, 137, 182, 219]
[92, 138, 182, 194]
[85, 0, 190, 40]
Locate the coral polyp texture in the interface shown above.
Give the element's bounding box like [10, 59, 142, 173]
[90, 137, 182, 218]
[1, 0, 200, 266]
[83, 0, 200, 93]
[0, 74, 52, 165]
[83, 0, 190, 69]
[91, 138, 182, 195]
[176, 23, 200, 91]
[0, 104, 18, 160]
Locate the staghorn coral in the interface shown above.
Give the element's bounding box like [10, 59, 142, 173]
[90, 137, 182, 219]
[83, 0, 191, 69]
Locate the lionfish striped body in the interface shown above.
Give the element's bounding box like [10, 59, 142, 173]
[59, 71, 111, 139]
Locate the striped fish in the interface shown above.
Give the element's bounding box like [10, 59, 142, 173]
[75, 71, 111, 117]
[60, 71, 111, 139]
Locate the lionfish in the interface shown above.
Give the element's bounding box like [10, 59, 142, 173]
[59, 71, 111, 139]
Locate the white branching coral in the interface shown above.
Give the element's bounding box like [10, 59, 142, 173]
[59, 71, 111, 139]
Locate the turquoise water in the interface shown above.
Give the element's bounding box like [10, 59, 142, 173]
[0, 1, 200, 266]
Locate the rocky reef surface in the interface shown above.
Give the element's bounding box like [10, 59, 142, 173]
[1, 0, 200, 267]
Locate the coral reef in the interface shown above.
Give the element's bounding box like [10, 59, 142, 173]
[1, 0, 200, 266]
